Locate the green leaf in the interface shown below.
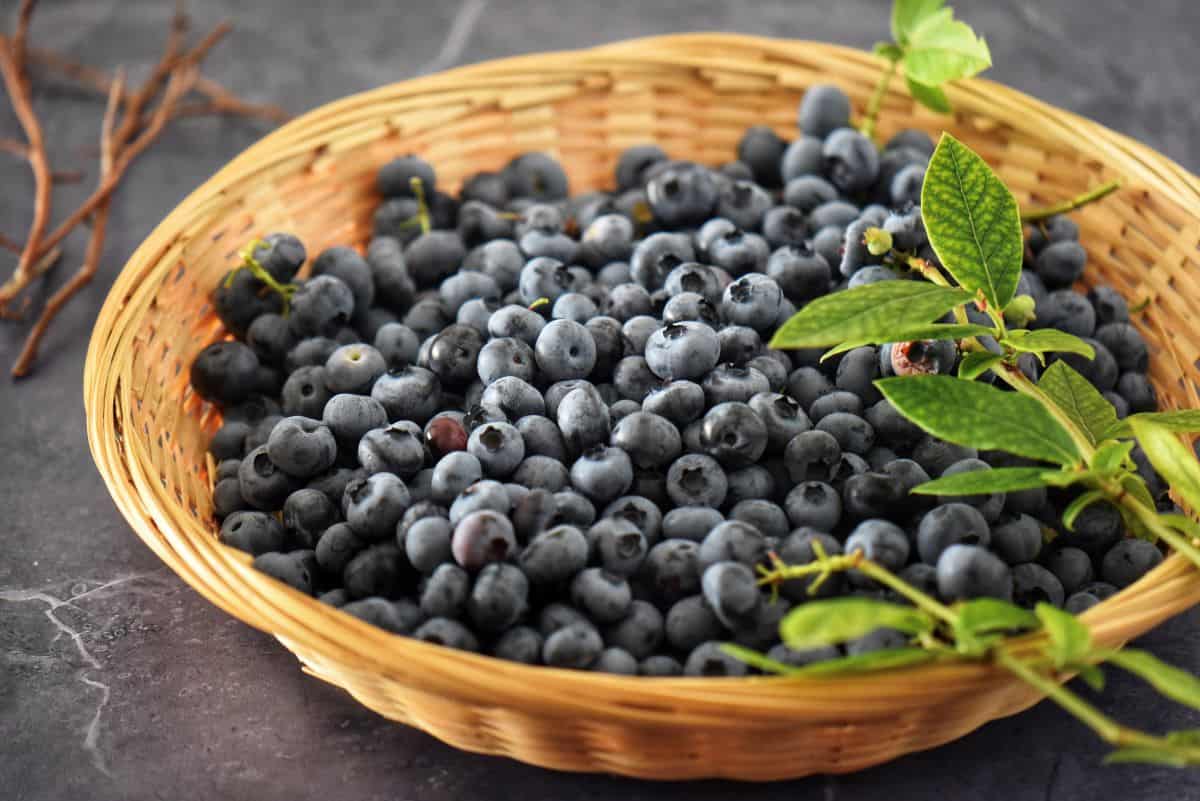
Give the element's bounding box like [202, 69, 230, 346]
[1118, 474, 1160, 542]
[904, 9, 992, 86]
[1062, 490, 1106, 531]
[955, 598, 1039, 636]
[1107, 649, 1200, 711]
[1038, 361, 1119, 446]
[822, 322, 994, 360]
[1104, 747, 1192, 768]
[876, 375, 1079, 466]
[1002, 329, 1095, 360]
[912, 466, 1057, 495]
[794, 647, 937, 676]
[874, 42, 905, 61]
[905, 75, 952, 113]
[1036, 603, 1092, 669]
[1105, 409, 1200, 439]
[1130, 418, 1200, 514]
[1041, 469, 1101, 488]
[921, 134, 1023, 309]
[1092, 440, 1135, 472]
[958, 351, 1003, 380]
[1161, 513, 1200, 540]
[769, 281, 972, 349]
[891, 0, 945, 45]
[779, 598, 934, 650]
[1075, 663, 1106, 692]
[720, 643, 803, 676]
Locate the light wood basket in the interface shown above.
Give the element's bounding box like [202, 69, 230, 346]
[84, 34, 1200, 780]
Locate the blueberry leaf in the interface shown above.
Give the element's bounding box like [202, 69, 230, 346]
[874, 42, 905, 61]
[1002, 329, 1095, 360]
[769, 281, 973, 349]
[1129, 418, 1200, 515]
[903, 9, 992, 86]
[779, 598, 934, 650]
[1091, 440, 1135, 472]
[921, 134, 1022, 309]
[957, 351, 1003, 380]
[954, 597, 1039, 637]
[1035, 603, 1092, 669]
[1105, 409, 1200, 440]
[905, 75, 952, 113]
[820, 322, 993, 360]
[1107, 649, 1200, 712]
[793, 647, 937, 676]
[1038, 361, 1118, 446]
[720, 643, 803, 676]
[876, 374, 1080, 466]
[912, 466, 1056, 495]
[1075, 663, 1106, 692]
[891, 0, 946, 46]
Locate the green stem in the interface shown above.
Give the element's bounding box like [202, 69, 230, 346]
[410, 177, 432, 235]
[994, 363, 1094, 465]
[1020, 180, 1122, 222]
[861, 58, 898, 141]
[855, 560, 958, 625]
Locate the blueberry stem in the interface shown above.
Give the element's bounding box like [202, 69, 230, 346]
[409, 176, 432, 235]
[1020, 179, 1122, 222]
[860, 56, 898, 141]
[231, 238, 297, 313]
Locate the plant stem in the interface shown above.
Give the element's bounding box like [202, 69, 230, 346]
[994, 363, 1094, 464]
[860, 58, 898, 141]
[855, 560, 958, 625]
[1021, 180, 1122, 222]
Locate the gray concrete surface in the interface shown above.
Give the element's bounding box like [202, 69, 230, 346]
[2, 1, 1199, 799]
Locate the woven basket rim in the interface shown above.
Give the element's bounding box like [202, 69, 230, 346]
[84, 34, 1200, 726]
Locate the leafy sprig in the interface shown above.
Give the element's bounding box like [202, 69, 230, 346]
[861, 0, 991, 138]
[760, 131, 1200, 766]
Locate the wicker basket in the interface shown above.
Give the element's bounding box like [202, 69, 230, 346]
[84, 34, 1200, 781]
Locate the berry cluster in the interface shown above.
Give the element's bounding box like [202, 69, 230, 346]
[193, 84, 1165, 676]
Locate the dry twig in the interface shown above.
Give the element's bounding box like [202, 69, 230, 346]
[1, 1, 288, 376]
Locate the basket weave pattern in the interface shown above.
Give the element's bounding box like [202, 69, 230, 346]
[85, 35, 1200, 780]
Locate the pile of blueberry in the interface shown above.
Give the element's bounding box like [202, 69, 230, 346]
[192, 84, 1166, 677]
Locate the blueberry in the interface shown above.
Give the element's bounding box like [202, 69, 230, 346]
[570, 445, 634, 504]
[343, 473, 411, 540]
[841, 472, 904, 523]
[191, 341, 262, 406]
[615, 144, 668, 190]
[814, 411, 874, 455]
[531, 319, 596, 382]
[938, 458, 1006, 523]
[1059, 501, 1122, 556]
[509, 455, 568, 492]
[724, 465, 776, 506]
[637, 655, 682, 676]
[701, 364, 771, 406]
[1012, 563, 1065, 608]
[556, 386, 612, 455]
[491, 626, 543, 665]
[766, 643, 842, 668]
[542, 621, 603, 668]
[401, 297, 451, 339]
[487, 304, 546, 347]
[717, 180, 773, 232]
[701, 561, 762, 630]
[322, 393, 388, 454]
[777, 530, 845, 600]
[418, 562, 470, 617]
[403, 516, 454, 573]
[1101, 539, 1163, 588]
[467, 563, 529, 633]
[467, 421, 525, 479]
[781, 136, 825, 184]
[761, 206, 810, 249]
[661, 292, 719, 328]
[659, 507, 722, 543]
[684, 641, 750, 677]
[1116, 372, 1156, 414]
[798, 84, 851, 137]
[1034, 240, 1087, 288]
[246, 314, 295, 368]
[716, 326, 763, 367]
[766, 246, 831, 305]
[220, 510, 287, 555]
[430, 451, 484, 505]
[290, 275, 356, 338]
[1064, 591, 1103, 615]
[403, 232, 466, 289]
[708, 229, 770, 276]
[253, 552, 315, 595]
[848, 265, 900, 288]
[518, 524, 588, 585]
[844, 519, 909, 581]
[646, 164, 719, 228]
[666, 453, 728, 508]
[642, 380, 706, 426]
[605, 411, 681, 470]
[377, 154, 436, 197]
[413, 617, 480, 652]
[238, 445, 301, 510]
[612, 356, 662, 402]
[1089, 286, 1130, 325]
[912, 437, 978, 477]
[783, 430, 841, 483]
[448, 480, 512, 524]
[1036, 289, 1095, 338]
[502, 152, 568, 201]
[209, 420, 252, 461]
[280, 488, 338, 549]
[889, 163, 926, 207]
[846, 628, 909, 656]
[808, 391, 863, 422]
[424, 413, 468, 459]
[480, 376, 545, 420]
[822, 128, 879, 193]
[937, 544, 1013, 602]
[991, 514, 1044, 565]
[729, 499, 790, 540]
[211, 268, 284, 339]
[515, 415, 567, 462]
[736, 125, 787, 188]
[570, 568, 633, 624]
[552, 490, 597, 527]
[697, 402, 768, 468]
[342, 541, 408, 599]
[448, 509, 515, 572]
[264, 416, 338, 479]
[313, 247, 374, 318]
[1041, 546, 1095, 595]
[917, 503, 991, 564]
[596, 262, 633, 288]
[1094, 322, 1149, 373]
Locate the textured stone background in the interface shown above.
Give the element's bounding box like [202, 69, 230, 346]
[2, 1, 1199, 799]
